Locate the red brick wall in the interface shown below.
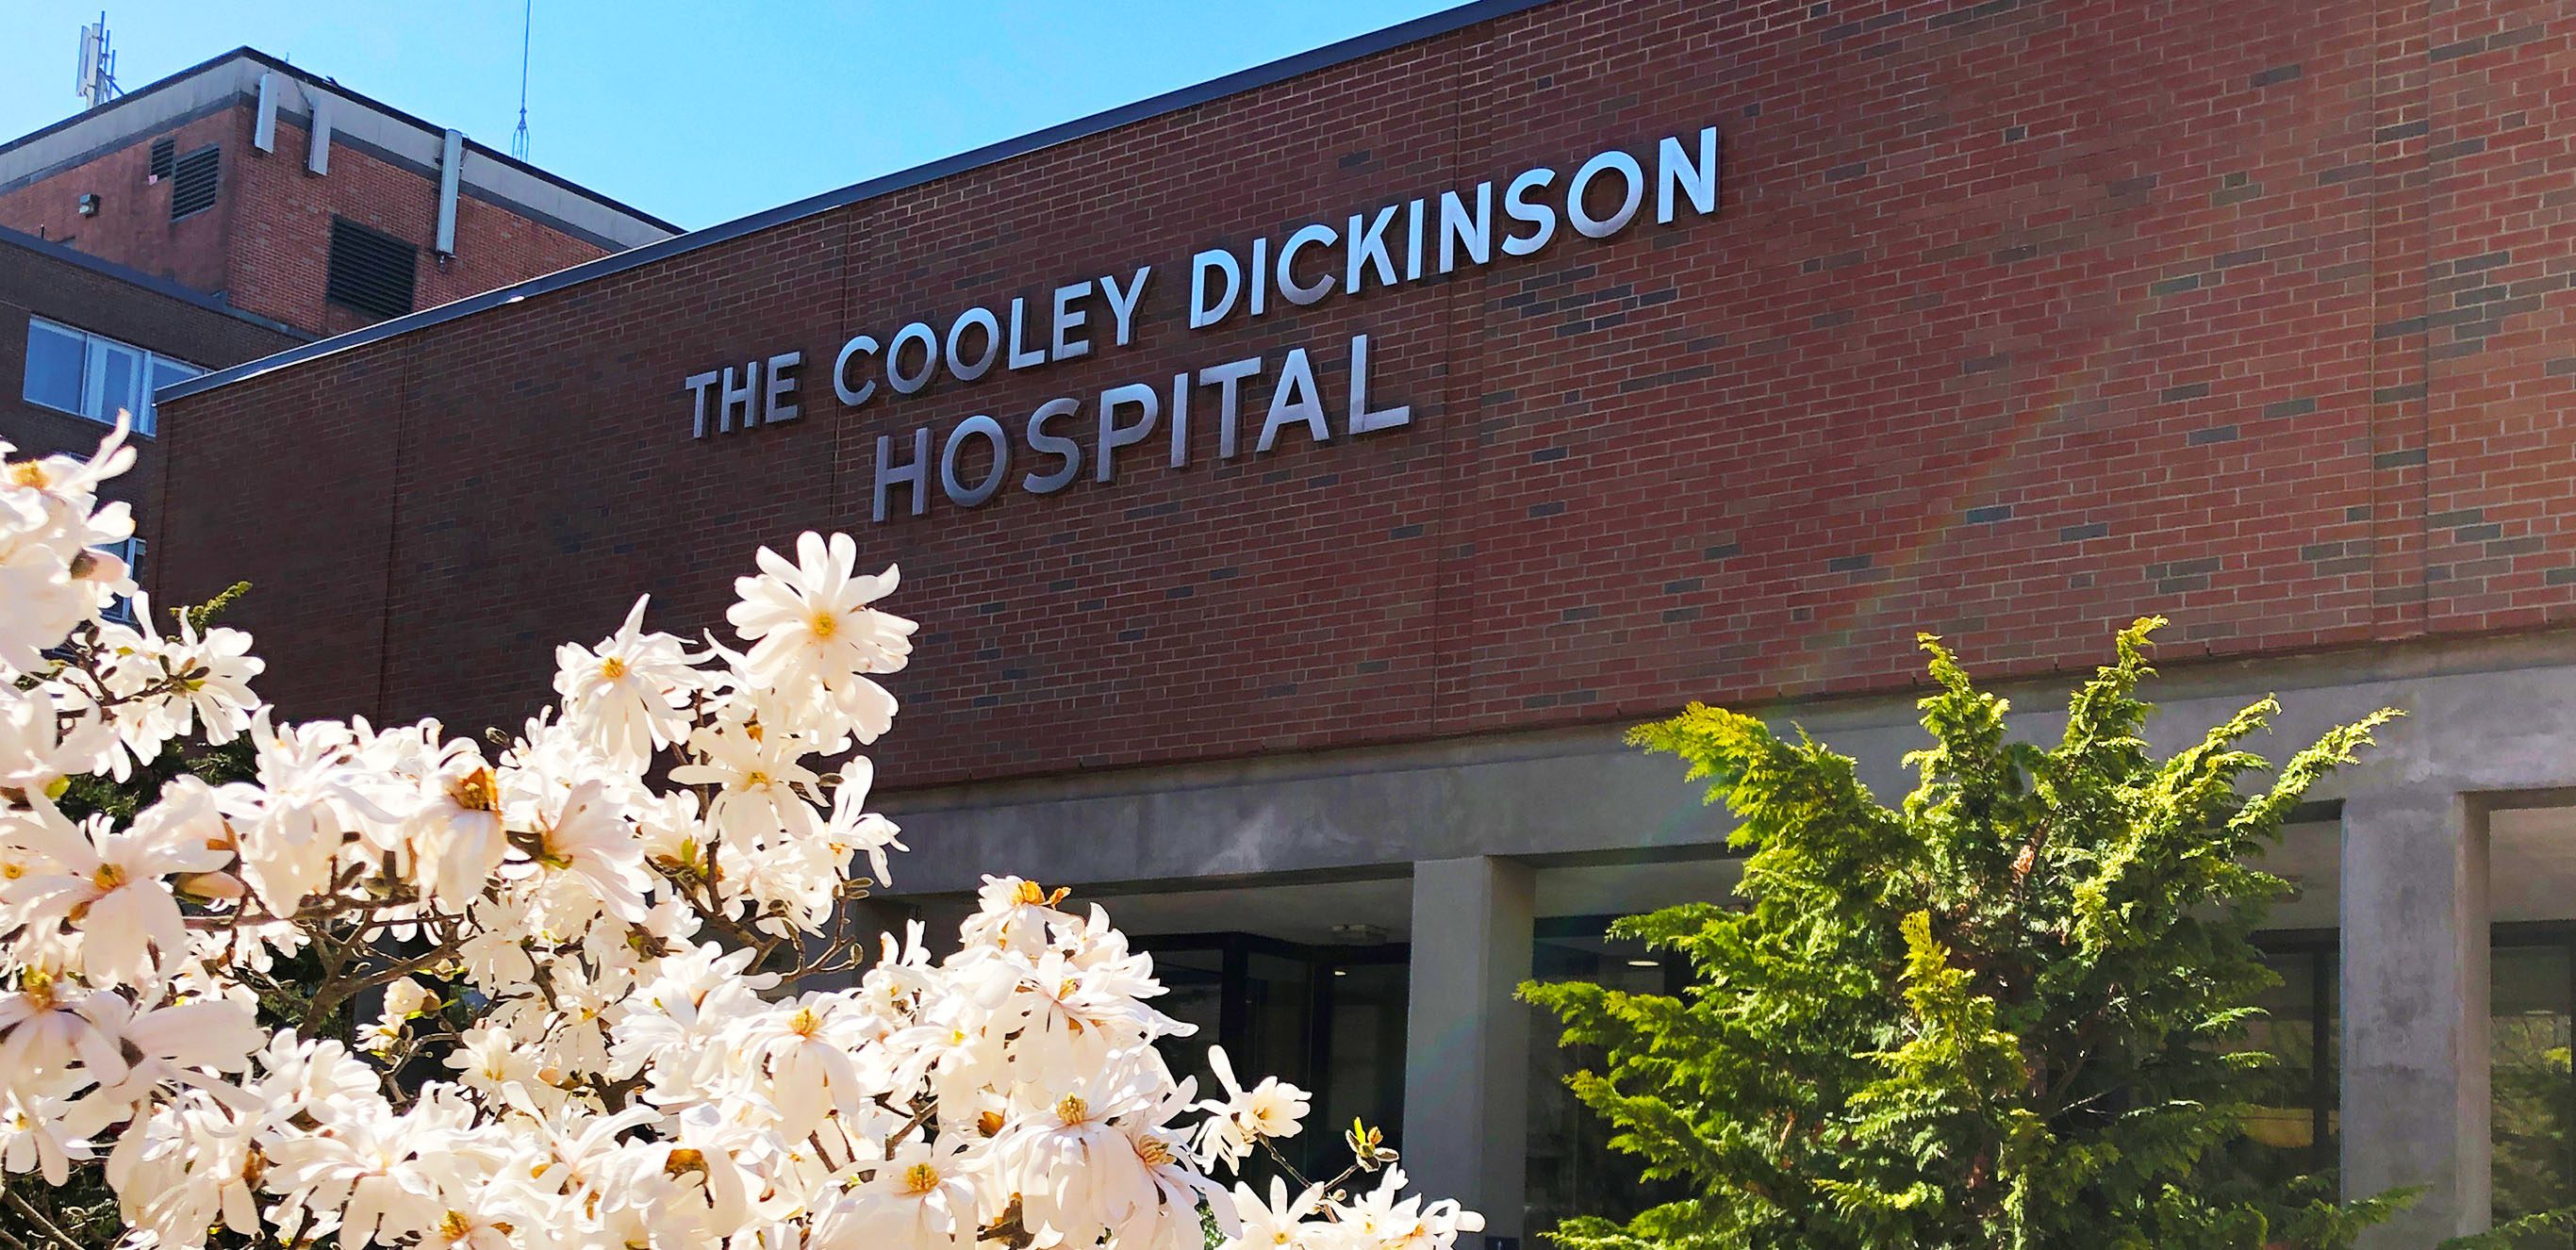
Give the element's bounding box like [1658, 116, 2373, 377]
[0, 237, 301, 578]
[0, 108, 245, 297]
[158, 0, 2576, 792]
[224, 112, 615, 338]
[0, 101, 614, 337]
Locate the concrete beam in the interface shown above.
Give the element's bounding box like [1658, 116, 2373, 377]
[879, 726, 1734, 896]
[2342, 789, 2490, 1245]
[1401, 856, 1535, 1243]
[879, 630, 2576, 901]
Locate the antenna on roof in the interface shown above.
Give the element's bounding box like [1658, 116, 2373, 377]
[75, 11, 122, 110]
[509, 0, 534, 159]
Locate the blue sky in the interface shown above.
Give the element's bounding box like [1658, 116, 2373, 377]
[6, 1, 1460, 230]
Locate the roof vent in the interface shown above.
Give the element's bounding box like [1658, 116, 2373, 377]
[325, 217, 420, 320]
[169, 146, 219, 220]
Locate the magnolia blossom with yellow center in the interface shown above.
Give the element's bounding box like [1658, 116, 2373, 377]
[900, 1161, 941, 1196]
[448, 766, 500, 814]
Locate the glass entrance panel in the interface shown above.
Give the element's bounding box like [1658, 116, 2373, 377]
[1136, 935, 1406, 1185]
[1239, 951, 1314, 1092]
[1151, 946, 1226, 1100]
[1527, 921, 1688, 1238]
[2493, 938, 2575, 1244]
[2237, 941, 2337, 1185]
[1317, 960, 1408, 1157]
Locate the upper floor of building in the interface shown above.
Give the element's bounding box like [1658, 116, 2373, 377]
[0, 47, 679, 340]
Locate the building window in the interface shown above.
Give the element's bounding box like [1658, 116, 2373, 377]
[147, 137, 174, 181]
[169, 145, 219, 220]
[2239, 925, 2576, 1243]
[2493, 926, 2576, 1243]
[1522, 924, 2347, 1236]
[1132, 931, 1408, 1184]
[325, 218, 420, 320]
[20, 316, 201, 436]
[22, 318, 86, 413]
[2238, 936, 2338, 1184]
[96, 536, 144, 625]
[1526, 918, 1692, 1237]
[147, 356, 201, 419]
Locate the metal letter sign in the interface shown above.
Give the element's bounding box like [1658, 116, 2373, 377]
[684, 125, 1724, 523]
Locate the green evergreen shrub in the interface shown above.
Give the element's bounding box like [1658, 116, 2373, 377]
[1526, 619, 2414, 1249]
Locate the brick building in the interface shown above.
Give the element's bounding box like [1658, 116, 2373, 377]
[151, 1, 2576, 1242]
[0, 46, 677, 577]
[0, 223, 302, 601]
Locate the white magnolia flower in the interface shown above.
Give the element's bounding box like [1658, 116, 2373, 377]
[737, 992, 883, 1139]
[1194, 1044, 1313, 1170]
[365, 979, 438, 1055]
[405, 741, 509, 913]
[247, 1032, 380, 1119]
[556, 595, 702, 768]
[0, 419, 1484, 1250]
[2, 794, 228, 985]
[520, 779, 652, 926]
[81, 995, 267, 1107]
[815, 1138, 985, 1250]
[416, 1201, 520, 1250]
[726, 532, 915, 742]
[0, 423, 134, 674]
[99, 595, 263, 764]
[0, 970, 125, 1093]
[107, 1088, 261, 1243]
[1338, 1166, 1488, 1250]
[385, 978, 436, 1021]
[0, 538, 88, 675]
[1111, 1086, 1229, 1250]
[220, 713, 397, 911]
[668, 719, 822, 848]
[0, 1087, 101, 1185]
[962, 875, 1073, 957]
[825, 757, 906, 888]
[995, 1079, 1163, 1244]
[0, 684, 116, 802]
[447, 1026, 547, 1107]
[1224, 1176, 1329, 1250]
[260, 1094, 436, 1248]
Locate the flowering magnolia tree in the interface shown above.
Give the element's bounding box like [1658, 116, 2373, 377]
[0, 422, 1482, 1250]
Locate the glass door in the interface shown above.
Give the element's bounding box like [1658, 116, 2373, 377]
[1525, 917, 1691, 1238]
[2493, 927, 2576, 1246]
[1135, 933, 1409, 1183]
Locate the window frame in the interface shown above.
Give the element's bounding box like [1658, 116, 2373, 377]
[83, 337, 144, 436]
[20, 317, 89, 417]
[148, 357, 203, 423]
[20, 316, 200, 437]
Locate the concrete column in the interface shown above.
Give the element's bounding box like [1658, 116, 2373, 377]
[2342, 790, 2490, 1246]
[1401, 856, 1535, 1244]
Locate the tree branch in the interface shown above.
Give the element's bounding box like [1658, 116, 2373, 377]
[0, 1181, 91, 1250]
